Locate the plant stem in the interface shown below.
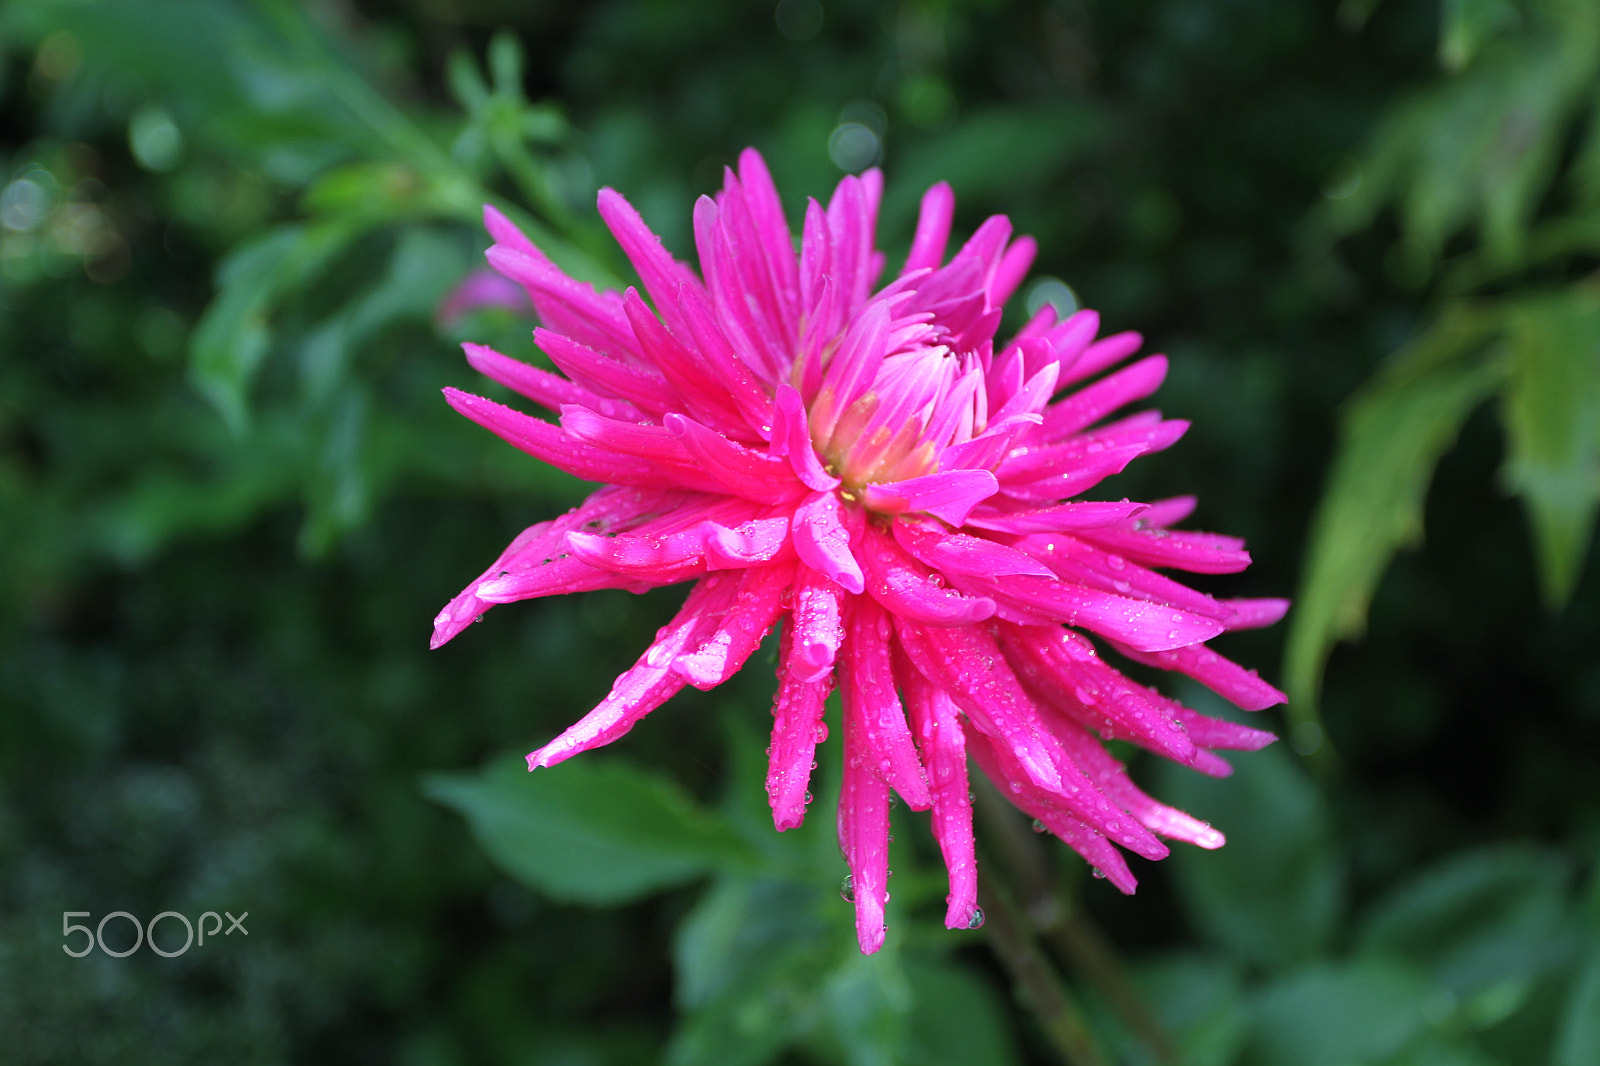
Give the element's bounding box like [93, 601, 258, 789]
[974, 777, 1177, 1063]
[979, 866, 1108, 1066]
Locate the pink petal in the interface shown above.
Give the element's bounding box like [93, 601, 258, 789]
[860, 524, 996, 626]
[839, 596, 932, 809]
[484, 244, 637, 357]
[860, 469, 999, 526]
[1059, 330, 1144, 387]
[664, 413, 803, 504]
[902, 670, 980, 929]
[1109, 640, 1288, 711]
[965, 731, 1140, 893]
[595, 187, 707, 337]
[1074, 525, 1251, 575]
[788, 567, 846, 682]
[838, 704, 891, 955]
[1047, 717, 1225, 850]
[431, 486, 682, 647]
[462, 342, 637, 421]
[892, 520, 1056, 580]
[442, 388, 669, 487]
[999, 624, 1200, 766]
[1222, 597, 1291, 630]
[894, 619, 1065, 795]
[792, 490, 865, 595]
[674, 563, 792, 689]
[533, 328, 676, 415]
[1000, 416, 1189, 480]
[1012, 532, 1232, 622]
[1171, 707, 1277, 752]
[964, 500, 1149, 534]
[565, 512, 790, 580]
[770, 384, 840, 492]
[483, 204, 539, 256]
[998, 443, 1156, 502]
[1039, 355, 1169, 440]
[526, 573, 741, 768]
[990, 235, 1036, 307]
[620, 288, 752, 437]
[1046, 309, 1102, 377]
[964, 571, 1226, 652]
[903, 181, 955, 274]
[768, 622, 833, 830]
[814, 300, 891, 440]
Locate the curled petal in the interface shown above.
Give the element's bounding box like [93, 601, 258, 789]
[788, 568, 845, 682]
[674, 563, 792, 689]
[770, 384, 840, 491]
[792, 491, 865, 594]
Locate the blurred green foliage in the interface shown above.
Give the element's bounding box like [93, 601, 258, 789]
[0, 1, 1596, 1064]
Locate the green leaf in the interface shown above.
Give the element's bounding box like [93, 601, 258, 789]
[1247, 959, 1435, 1066]
[1499, 288, 1600, 607]
[819, 949, 913, 1066]
[1440, 0, 1521, 72]
[1553, 951, 1600, 1066]
[1355, 845, 1571, 1002]
[423, 753, 756, 906]
[188, 220, 362, 433]
[668, 876, 841, 1066]
[1284, 305, 1504, 723]
[1157, 743, 1344, 971]
[902, 956, 1021, 1066]
[1136, 953, 1248, 1066]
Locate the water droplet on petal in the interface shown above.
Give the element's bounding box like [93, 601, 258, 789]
[965, 907, 986, 930]
[840, 876, 855, 903]
[1031, 819, 1048, 833]
[1091, 867, 1107, 879]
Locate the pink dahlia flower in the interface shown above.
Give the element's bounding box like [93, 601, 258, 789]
[434, 149, 1287, 954]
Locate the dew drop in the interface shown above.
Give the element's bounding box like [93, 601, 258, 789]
[1106, 554, 1126, 571]
[965, 907, 986, 930]
[1091, 867, 1107, 879]
[474, 615, 484, 624]
[1031, 819, 1048, 834]
[840, 876, 855, 903]
[804, 790, 814, 804]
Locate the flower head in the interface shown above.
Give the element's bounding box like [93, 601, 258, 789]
[434, 149, 1287, 954]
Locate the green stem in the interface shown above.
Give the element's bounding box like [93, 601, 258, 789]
[974, 777, 1176, 1063]
[979, 865, 1108, 1066]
